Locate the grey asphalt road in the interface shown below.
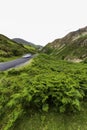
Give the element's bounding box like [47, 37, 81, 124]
[0, 56, 32, 71]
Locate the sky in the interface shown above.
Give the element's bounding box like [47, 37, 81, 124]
[0, 0, 87, 46]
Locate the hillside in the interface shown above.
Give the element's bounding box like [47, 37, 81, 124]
[0, 54, 87, 130]
[0, 34, 37, 61]
[42, 26, 87, 61]
[1, 27, 87, 130]
[12, 38, 43, 49]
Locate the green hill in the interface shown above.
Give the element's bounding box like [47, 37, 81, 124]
[0, 34, 37, 61]
[12, 38, 43, 50]
[42, 26, 87, 62]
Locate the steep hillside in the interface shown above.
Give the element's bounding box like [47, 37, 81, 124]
[0, 34, 37, 61]
[43, 26, 87, 61]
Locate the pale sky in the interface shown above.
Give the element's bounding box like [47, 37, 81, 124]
[0, 0, 87, 46]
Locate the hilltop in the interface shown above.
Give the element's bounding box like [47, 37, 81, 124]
[12, 38, 43, 49]
[42, 26, 87, 62]
[0, 34, 38, 61]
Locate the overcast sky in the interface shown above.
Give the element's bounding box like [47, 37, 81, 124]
[0, 0, 87, 46]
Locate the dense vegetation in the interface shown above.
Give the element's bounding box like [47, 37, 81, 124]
[0, 54, 87, 130]
[0, 34, 38, 62]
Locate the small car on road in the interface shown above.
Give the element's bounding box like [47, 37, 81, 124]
[22, 54, 31, 58]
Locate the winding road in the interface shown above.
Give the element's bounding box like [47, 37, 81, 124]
[0, 56, 32, 71]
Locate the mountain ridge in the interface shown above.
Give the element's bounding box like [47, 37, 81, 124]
[12, 38, 43, 49]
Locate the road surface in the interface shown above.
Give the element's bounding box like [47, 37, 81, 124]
[0, 56, 32, 71]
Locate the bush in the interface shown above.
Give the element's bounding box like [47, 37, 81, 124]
[0, 54, 87, 129]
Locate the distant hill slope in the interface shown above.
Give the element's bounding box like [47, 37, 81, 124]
[0, 34, 36, 61]
[42, 26, 87, 61]
[12, 38, 43, 49]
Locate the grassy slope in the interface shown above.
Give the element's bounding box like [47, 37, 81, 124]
[0, 54, 87, 130]
[42, 33, 87, 61]
[54, 35, 87, 60]
[0, 34, 37, 62]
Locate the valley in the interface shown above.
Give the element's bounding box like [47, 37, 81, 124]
[0, 27, 87, 130]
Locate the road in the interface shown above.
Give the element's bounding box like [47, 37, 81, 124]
[0, 56, 32, 71]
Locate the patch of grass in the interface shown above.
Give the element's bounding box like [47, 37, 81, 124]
[0, 56, 21, 62]
[13, 103, 87, 130]
[24, 45, 37, 54]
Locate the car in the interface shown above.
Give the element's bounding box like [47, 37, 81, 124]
[22, 54, 31, 58]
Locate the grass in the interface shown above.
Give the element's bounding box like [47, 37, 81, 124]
[43, 34, 87, 60]
[24, 45, 37, 54]
[0, 56, 22, 62]
[13, 102, 87, 130]
[0, 34, 38, 63]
